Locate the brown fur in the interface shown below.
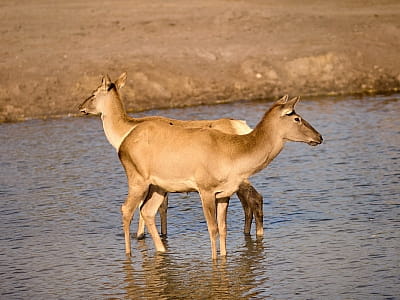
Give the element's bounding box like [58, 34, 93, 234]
[79, 73, 322, 259]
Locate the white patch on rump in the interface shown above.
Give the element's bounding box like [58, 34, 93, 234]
[232, 120, 252, 135]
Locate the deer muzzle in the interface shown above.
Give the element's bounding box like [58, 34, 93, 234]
[308, 133, 323, 146]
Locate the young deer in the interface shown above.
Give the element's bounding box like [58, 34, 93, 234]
[79, 73, 322, 259]
[79, 74, 263, 237]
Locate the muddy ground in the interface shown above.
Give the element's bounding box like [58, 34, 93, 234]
[1, 0, 399, 122]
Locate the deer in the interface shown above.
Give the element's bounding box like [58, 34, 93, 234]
[79, 73, 323, 259]
[136, 179, 262, 240]
[79, 73, 264, 238]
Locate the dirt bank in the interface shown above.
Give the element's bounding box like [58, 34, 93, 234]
[1, 0, 399, 122]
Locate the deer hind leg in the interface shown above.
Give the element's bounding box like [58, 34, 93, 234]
[159, 194, 168, 236]
[140, 186, 167, 253]
[136, 193, 168, 239]
[250, 186, 264, 236]
[237, 181, 264, 236]
[217, 197, 230, 257]
[121, 184, 149, 256]
[237, 186, 253, 235]
[199, 191, 219, 260]
[136, 212, 146, 240]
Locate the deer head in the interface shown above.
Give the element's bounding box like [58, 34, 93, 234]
[267, 95, 323, 146]
[79, 72, 127, 115]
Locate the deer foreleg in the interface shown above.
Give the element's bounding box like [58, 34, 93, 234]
[121, 185, 149, 256]
[217, 197, 230, 257]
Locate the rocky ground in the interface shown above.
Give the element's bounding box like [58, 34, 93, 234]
[1, 0, 399, 122]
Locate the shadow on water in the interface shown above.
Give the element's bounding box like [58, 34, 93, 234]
[1, 94, 399, 298]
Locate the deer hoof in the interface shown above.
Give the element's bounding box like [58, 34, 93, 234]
[136, 233, 145, 240]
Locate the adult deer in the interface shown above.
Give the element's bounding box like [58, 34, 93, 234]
[79, 73, 263, 236]
[79, 73, 322, 259]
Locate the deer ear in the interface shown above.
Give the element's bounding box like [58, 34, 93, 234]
[101, 74, 112, 90]
[276, 94, 289, 105]
[115, 72, 127, 90]
[280, 96, 300, 116]
[286, 96, 300, 107]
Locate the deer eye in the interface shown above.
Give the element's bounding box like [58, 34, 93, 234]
[294, 117, 301, 122]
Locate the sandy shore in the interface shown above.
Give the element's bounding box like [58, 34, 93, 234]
[1, 0, 399, 122]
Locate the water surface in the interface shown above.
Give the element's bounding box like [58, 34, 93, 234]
[1, 94, 399, 299]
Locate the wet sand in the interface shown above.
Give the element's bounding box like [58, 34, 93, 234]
[1, 0, 399, 122]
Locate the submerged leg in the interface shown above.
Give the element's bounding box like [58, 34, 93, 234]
[137, 193, 169, 239]
[200, 191, 219, 260]
[237, 186, 253, 235]
[140, 186, 167, 253]
[159, 195, 168, 236]
[251, 186, 264, 236]
[121, 184, 149, 256]
[136, 203, 146, 240]
[237, 181, 264, 236]
[217, 197, 230, 257]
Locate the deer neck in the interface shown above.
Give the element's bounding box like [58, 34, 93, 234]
[239, 110, 285, 176]
[254, 125, 284, 171]
[100, 93, 135, 151]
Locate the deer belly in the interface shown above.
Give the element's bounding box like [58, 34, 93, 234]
[150, 176, 198, 193]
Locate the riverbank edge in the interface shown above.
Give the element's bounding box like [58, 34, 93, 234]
[2, 51, 400, 123]
[3, 88, 399, 124]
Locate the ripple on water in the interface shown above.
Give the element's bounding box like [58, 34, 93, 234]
[1, 95, 400, 298]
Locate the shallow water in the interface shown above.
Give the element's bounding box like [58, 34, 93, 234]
[1, 94, 399, 299]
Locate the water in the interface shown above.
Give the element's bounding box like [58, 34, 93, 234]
[1, 94, 399, 299]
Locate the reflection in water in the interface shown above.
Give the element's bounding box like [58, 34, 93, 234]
[122, 235, 267, 299]
[1, 94, 399, 298]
